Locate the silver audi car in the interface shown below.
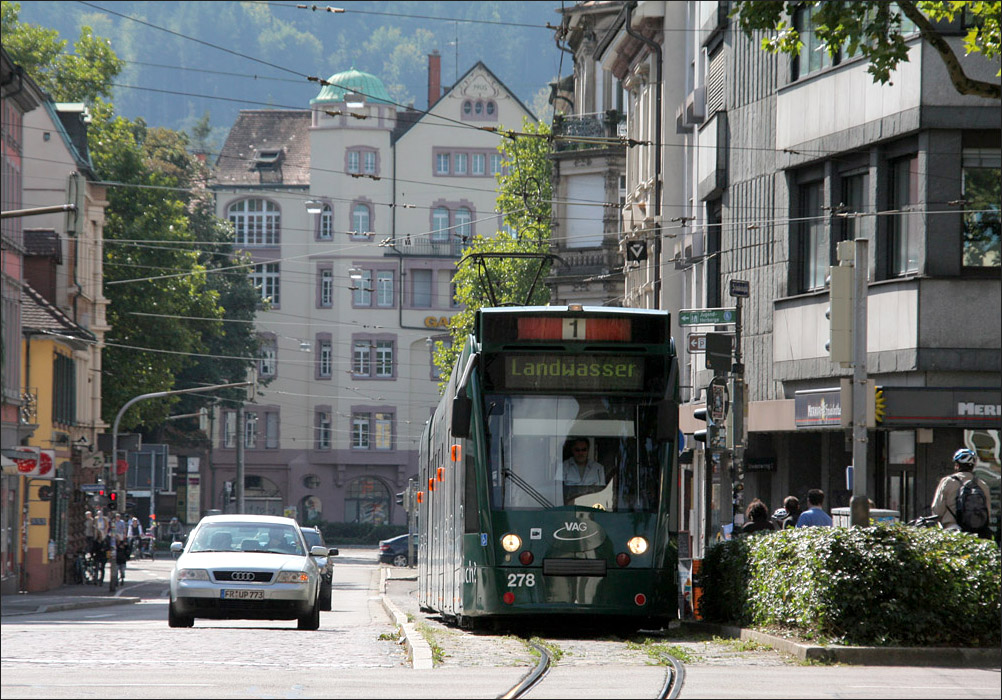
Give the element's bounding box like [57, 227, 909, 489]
[168, 514, 327, 630]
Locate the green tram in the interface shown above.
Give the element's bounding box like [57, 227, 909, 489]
[417, 305, 681, 628]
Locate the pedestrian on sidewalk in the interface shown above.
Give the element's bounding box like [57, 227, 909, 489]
[780, 495, 801, 529]
[112, 513, 128, 584]
[795, 489, 833, 528]
[740, 499, 776, 536]
[84, 511, 96, 555]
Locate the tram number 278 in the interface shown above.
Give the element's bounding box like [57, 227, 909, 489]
[507, 573, 536, 587]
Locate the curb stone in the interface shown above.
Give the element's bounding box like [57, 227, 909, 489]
[379, 566, 433, 669]
[1, 596, 141, 618]
[681, 621, 1002, 667]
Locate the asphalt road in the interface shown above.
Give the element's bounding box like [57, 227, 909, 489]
[2, 548, 999, 699]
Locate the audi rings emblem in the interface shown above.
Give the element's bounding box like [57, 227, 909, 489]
[230, 571, 256, 581]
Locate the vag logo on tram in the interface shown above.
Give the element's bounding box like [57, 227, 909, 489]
[553, 521, 599, 541]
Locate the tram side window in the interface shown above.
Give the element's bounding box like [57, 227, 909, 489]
[464, 450, 478, 533]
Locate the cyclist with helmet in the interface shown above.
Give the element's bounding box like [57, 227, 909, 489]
[931, 448, 992, 537]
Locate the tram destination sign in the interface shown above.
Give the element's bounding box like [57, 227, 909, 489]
[504, 354, 644, 392]
[678, 308, 737, 326]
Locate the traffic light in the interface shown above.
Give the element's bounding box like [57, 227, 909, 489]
[108, 491, 118, 510]
[705, 333, 733, 372]
[873, 386, 886, 425]
[693, 407, 718, 449]
[826, 265, 853, 365]
[395, 492, 405, 506]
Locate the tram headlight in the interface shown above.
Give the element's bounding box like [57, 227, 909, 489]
[501, 533, 522, 552]
[627, 536, 648, 555]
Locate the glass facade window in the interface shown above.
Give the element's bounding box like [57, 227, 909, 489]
[376, 271, 394, 307]
[319, 205, 333, 239]
[353, 269, 372, 306]
[352, 413, 370, 449]
[352, 204, 371, 235]
[436, 153, 450, 174]
[890, 156, 920, 275]
[251, 263, 280, 305]
[431, 207, 450, 242]
[962, 150, 1001, 268]
[317, 411, 331, 450]
[353, 341, 371, 375]
[455, 207, 472, 240]
[345, 476, 389, 524]
[228, 199, 280, 246]
[799, 181, 827, 291]
[319, 340, 332, 378]
[320, 268, 333, 307]
[412, 269, 432, 307]
[375, 341, 393, 377]
[374, 412, 392, 449]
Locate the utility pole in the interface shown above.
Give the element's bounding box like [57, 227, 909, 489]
[236, 403, 245, 514]
[849, 239, 870, 527]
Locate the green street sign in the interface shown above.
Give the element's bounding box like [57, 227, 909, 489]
[678, 308, 738, 326]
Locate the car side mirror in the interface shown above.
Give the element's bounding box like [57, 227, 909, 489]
[170, 541, 183, 553]
[327, 548, 339, 556]
[310, 545, 329, 557]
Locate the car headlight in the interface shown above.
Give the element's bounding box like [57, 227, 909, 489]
[176, 569, 209, 580]
[276, 571, 309, 583]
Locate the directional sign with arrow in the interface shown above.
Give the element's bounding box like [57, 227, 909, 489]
[626, 241, 647, 262]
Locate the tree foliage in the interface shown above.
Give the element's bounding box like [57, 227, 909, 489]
[4, 5, 260, 432]
[1, 2, 123, 104]
[433, 119, 554, 389]
[730, 0, 1001, 99]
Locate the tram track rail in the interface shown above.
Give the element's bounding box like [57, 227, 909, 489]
[498, 639, 685, 699]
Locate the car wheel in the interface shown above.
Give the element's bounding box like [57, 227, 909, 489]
[320, 580, 332, 612]
[298, 597, 321, 630]
[168, 599, 193, 628]
[392, 553, 408, 567]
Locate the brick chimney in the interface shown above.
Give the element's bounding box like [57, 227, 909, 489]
[428, 50, 441, 109]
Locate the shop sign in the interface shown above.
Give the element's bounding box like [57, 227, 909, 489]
[881, 387, 1002, 428]
[424, 316, 452, 328]
[794, 388, 843, 428]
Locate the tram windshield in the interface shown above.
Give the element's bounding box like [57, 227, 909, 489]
[484, 394, 665, 512]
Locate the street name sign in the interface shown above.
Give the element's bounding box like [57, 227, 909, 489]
[81, 484, 104, 493]
[678, 308, 737, 326]
[729, 279, 750, 298]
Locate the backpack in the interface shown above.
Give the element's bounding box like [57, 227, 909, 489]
[951, 474, 989, 533]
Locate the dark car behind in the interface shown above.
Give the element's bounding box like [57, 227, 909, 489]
[378, 533, 417, 567]
[300, 526, 338, 611]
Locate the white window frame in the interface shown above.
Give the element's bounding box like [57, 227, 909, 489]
[472, 153, 485, 175]
[244, 412, 257, 449]
[319, 205, 333, 239]
[352, 413, 370, 449]
[265, 412, 279, 449]
[455, 207, 472, 240]
[319, 340, 333, 378]
[318, 411, 331, 450]
[374, 412, 392, 450]
[374, 341, 393, 377]
[376, 271, 394, 307]
[260, 345, 277, 377]
[251, 263, 280, 305]
[364, 151, 376, 174]
[489, 153, 502, 175]
[431, 207, 450, 242]
[228, 199, 280, 247]
[353, 269, 372, 306]
[454, 152, 467, 175]
[320, 268, 333, 307]
[347, 150, 360, 173]
[353, 341, 371, 376]
[436, 153, 450, 174]
[223, 411, 236, 449]
[352, 204, 371, 235]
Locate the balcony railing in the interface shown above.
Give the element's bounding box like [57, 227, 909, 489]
[553, 111, 626, 152]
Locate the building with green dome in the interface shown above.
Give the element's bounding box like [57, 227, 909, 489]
[310, 68, 394, 106]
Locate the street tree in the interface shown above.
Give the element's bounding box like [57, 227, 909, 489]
[1, 1, 123, 104]
[730, 0, 1001, 100]
[433, 119, 553, 388]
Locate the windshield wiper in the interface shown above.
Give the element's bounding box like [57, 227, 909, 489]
[502, 469, 554, 508]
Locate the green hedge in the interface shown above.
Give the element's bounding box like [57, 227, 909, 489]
[307, 521, 407, 545]
[700, 525, 1000, 647]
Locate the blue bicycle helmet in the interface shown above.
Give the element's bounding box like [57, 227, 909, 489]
[952, 448, 976, 467]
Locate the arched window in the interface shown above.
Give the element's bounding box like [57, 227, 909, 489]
[228, 199, 280, 246]
[431, 207, 450, 242]
[455, 207, 472, 241]
[319, 205, 333, 239]
[352, 203, 371, 235]
[344, 477, 389, 525]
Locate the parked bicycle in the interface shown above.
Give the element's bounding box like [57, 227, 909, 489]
[72, 550, 101, 585]
[907, 513, 941, 528]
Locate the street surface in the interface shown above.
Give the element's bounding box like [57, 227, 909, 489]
[2, 547, 999, 699]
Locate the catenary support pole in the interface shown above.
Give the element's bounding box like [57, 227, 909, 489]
[850, 238, 870, 527]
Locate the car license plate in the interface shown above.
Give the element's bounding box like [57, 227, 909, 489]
[222, 589, 264, 600]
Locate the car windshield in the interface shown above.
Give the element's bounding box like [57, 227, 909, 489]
[301, 530, 322, 548]
[189, 522, 305, 556]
